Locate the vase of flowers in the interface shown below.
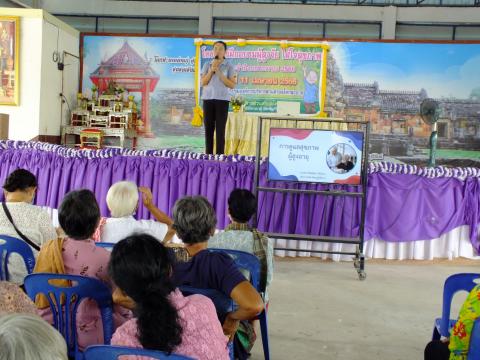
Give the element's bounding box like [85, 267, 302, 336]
[231, 95, 245, 113]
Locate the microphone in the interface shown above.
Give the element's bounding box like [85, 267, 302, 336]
[212, 55, 219, 73]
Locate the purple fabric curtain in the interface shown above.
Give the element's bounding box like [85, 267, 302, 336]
[0, 144, 478, 252]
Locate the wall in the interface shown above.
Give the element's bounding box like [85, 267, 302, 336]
[0, 8, 78, 141]
[0, 9, 42, 141]
[39, 13, 79, 137]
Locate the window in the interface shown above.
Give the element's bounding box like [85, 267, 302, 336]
[57, 16, 96, 32]
[148, 19, 198, 34]
[97, 17, 147, 34]
[325, 22, 381, 39]
[269, 21, 324, 38]
[396, 24, 453, 40]
[214, 19, 268, 36]
[455, 26, 480, 40]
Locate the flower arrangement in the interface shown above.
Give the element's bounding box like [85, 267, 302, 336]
[231, 95, 245, 112]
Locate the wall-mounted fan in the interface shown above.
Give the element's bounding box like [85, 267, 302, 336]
[420, 99, 441, 167]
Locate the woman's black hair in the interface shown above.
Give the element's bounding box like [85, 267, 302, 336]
[228, 189, 256, 223]
[58, 189, 100, 240]
[108, 234, 182, 353]
[3, 169, 37, 192]
[214, 40, 227, 52]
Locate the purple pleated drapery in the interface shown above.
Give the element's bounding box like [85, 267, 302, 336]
[0, 141, 479, 253]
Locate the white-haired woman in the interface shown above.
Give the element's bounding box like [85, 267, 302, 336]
[99, 181, 175, 244]
[0, 313, 68, 360]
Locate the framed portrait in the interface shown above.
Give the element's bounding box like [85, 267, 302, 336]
[0, 16, 19, 106]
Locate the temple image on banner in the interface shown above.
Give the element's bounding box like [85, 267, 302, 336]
[89, 41, 159, 137]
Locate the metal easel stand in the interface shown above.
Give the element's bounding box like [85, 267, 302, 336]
[252, 115, 370, 280]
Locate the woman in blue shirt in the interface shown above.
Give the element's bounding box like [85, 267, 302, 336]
[169, 195, 263, 360]
[201, 41, 237, 154]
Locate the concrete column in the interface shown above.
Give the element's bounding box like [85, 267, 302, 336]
[381, 6, 397, 40]
[198, 3, 213, 35]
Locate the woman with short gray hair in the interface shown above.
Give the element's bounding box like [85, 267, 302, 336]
[172, 196, 217, 244]
[0, 313, 68, 360]
[170, 196, 264, 360]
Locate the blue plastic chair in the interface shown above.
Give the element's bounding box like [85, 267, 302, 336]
[209, 248, 270, 360]
[24, 273, 114, 360]
[432, 273, 480, 340]
[0, 234, 35, 281]
[83, 345, 194, 360]
[468, 317, 480, 360]
[95, 242, 114, 250]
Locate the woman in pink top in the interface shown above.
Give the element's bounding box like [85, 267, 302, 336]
[109, 233, 229, 360]
[37, 190, 131, 350]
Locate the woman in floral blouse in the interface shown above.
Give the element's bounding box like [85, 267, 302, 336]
[35, 189, 130, 350]
[425, 283, 480, 360]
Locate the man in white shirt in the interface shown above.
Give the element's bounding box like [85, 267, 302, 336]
[327, 146, 342, 168]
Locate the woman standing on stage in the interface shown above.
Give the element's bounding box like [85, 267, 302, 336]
[201, 41, 237, 155]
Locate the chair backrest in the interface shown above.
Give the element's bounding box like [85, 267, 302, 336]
[440, 273, 480, 337]
[83, 345, 194, 360]
[24, 273, 114, 357]
[208, 248, 261, 292]
[0, 234, 35, 281]
[95, 242, 114, 250]
[468, 317, 480, 360]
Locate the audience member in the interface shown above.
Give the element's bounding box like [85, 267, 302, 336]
[34, 189, 130, 350]
[0, 313, 68, 360]
[109, 233, 229, 359]
[425, 283, 480, 360]
[99, 181, 175, 243]
[0, 169, 57, 284]
[170, 195, 263, 360]
[209, 189, 273, 301]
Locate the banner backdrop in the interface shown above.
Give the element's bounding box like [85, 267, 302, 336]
[196, 39, 328, 115]
[81, 35, 480, 165]
[81, 35, 199, 151]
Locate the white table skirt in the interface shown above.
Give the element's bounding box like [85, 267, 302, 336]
[273, 225, 480, 261]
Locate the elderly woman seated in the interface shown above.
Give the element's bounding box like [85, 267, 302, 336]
[0, 169, 57, 284]
[98, 181, 175, 244]
[170, 195, 264, 360]
[209, 189, 273, 302]
[35, 189, 131, 350]
[0, 313, 68, 360]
